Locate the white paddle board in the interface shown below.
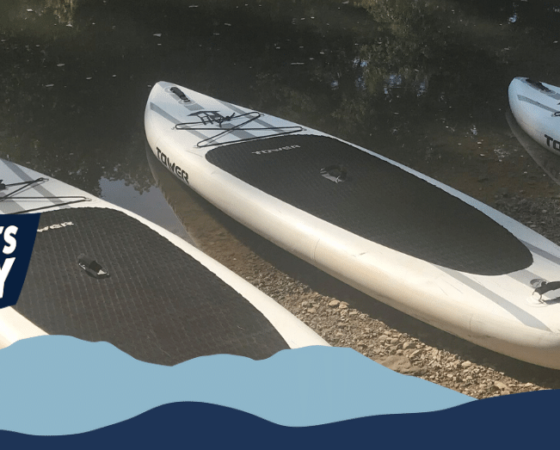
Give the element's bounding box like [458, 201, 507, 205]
[145, 81, 560, 369]
[0, 158, 327, 363]
[509, 77, 560, 155]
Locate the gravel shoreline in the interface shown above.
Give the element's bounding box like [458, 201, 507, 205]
[152, 157, 560, 400]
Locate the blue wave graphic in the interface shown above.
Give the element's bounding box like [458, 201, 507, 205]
[0, 393, 558, 449]
[0, 336, 472, 435]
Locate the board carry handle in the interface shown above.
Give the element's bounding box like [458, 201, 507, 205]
[0, 177, 89, 214]
[170, 87, 191, 103]
[78, 254, 110, 279]
[525, 78, 554, 94]
[320, 165, 347, 183]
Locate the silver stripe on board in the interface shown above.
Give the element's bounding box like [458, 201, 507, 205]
[150, 102, 255, 145]
[517, 95, 560, 115]
[179, 100, 204, 112]
[522, 240, 560, 266]
[507, 269, 544, 286]
[522, 79, 560, 101]
[0, 160, 62, 213]
[150, 102, 182, 125]
[0, 160, 25, 214]
[439, 267, 550, 331]
[150, 102, 213, 142]
[218, 99, 297, 134]
[0, 196, 25, 214]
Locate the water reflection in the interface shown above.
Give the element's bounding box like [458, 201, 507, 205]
[28, 0, 78, 24]
[0, 0, 558, 205]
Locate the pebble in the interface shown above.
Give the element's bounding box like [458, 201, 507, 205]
[494, 381, 509, 391]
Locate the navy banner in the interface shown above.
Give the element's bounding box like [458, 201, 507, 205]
[0, 214, 40, 308]
[0, 394, 559, 449]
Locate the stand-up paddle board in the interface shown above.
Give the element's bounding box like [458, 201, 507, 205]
[145, 81, 560, 369]
[506, 109, 560, 186]
[509, 77, 560, 155]
[0, 159, 327, 364]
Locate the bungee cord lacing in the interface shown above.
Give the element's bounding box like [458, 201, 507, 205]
[175, 111, 303, 148]
[0, 177, 89, 214]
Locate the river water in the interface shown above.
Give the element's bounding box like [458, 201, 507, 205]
[1, 0, 559, 215]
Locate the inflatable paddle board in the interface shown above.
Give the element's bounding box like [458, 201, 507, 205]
[0, 159, 327, 364]
[509, 77, 560, 155]
[506, 110, 560, 187]
[145, 81, 560, 369]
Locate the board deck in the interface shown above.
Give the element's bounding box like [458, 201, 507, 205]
[0, 158, 327, 364]
[206, 134, 532, 275]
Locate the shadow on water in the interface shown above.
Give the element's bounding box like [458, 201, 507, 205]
[146, 144, 560, 388]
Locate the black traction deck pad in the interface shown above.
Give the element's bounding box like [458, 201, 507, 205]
[15, 208, 289, 365]
[206, 135, 532, 275]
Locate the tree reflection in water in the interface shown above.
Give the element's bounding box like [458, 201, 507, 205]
[0, 0, 558, 200]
